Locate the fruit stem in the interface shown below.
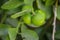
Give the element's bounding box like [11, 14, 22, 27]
[31, 8, 35, 15]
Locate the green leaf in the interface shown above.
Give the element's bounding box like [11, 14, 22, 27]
[6, 8, 20, 15]
[24, 0, 34, 5]
[5, 36, 10, 40]
[1, 0, 23, 10]
[11, 5, 32, 19]
[0, 24, 11, 36]
[55, 31, 60, 39]
[11, 10, 28, 18]
[57, 6, 60, 20]
[21, 24, 39, 40]
[55, 22, 60, 39]
[8, 28, 18, 40]
[22, 5, 32, 11]
[2, 35, 10, 40]
[45, 0, 55, 6]
[36, 0, 52, 19]
[6, 18, 18, 27]
[0, 24, 11, 28]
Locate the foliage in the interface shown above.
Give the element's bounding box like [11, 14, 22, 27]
[0, 0, 60, 40]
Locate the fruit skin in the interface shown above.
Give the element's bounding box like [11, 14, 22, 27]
[32, 10, 46, 27]
[22, 13, 31, 25]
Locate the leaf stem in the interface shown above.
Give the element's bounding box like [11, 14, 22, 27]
[1, 11, 7, 23]
[17, 20, 21, 31]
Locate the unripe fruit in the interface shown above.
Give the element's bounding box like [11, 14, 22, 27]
[22, 10, 46, 27]
[22, 13, 31, 25]
[31, 10, 46, 27]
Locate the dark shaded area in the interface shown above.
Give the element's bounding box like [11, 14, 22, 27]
[0, 37, 2, 40]
[16, 34, 23, 40]
[58, 0, 60, 5]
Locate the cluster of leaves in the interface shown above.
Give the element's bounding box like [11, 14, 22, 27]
[0, 0, 60, 40]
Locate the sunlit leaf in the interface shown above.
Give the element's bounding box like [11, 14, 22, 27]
[8, 28, 17, 40]
[11, 5, 32, 19]
[24, 0, 34, 5]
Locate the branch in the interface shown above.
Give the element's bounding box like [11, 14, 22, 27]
[52, 0, 58, 40]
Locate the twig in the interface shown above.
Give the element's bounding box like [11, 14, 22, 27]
[52, 0, 58, 40]
[52, 6, 57, 40]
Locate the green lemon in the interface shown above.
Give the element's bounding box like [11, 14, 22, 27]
[32, 10, 46, 27]
[22, 13, 31, 25]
